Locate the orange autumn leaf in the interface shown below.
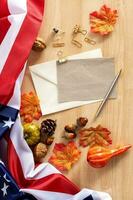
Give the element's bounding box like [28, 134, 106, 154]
[90, 5, 118, 35]
[49, 142, 81, 171]
[20, 91, 42, 123]
[79, 125, 112, 147]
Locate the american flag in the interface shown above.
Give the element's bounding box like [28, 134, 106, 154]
[0, 0, 112, 199]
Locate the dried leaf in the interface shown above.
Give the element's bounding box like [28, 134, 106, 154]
[79, 125, 112, 147]
[20, 92, 42, 123]
[90, 5, 118, 35]
[49, 142, 81, 171]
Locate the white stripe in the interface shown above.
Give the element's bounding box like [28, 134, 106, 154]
[7, 63, 26, 109]
[10, 116, 61, 179]
[0, 160, 5, 166]
[20, 188, 112, 200]
[8, 0, 27, 14]
[71, 189, 112, 200]
[0, 0, 27, 73]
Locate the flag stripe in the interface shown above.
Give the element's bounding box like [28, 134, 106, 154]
[0, 0, 27, 73]
[0, 0, 44, 105]
[7, 64, 26, 109]
[0, 0, 10, 18]
[0, 0, 11, 43]
[0, 17, 11, 44]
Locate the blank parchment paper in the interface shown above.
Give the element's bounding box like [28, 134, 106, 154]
[57, 58, 116, 102]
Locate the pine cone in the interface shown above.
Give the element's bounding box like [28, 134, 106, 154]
[40, 132, 48, 144]
[40, 119, 56, 136]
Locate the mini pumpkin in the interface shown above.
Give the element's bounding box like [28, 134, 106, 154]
[23, 123, 40, 146]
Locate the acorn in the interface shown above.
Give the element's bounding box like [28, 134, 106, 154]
[64, 124, 77, 133]
[77, 117, 88, 127]
[34, 143, 48, 162]
[64, 132, 76, 140]
[32, 37, 46, 52]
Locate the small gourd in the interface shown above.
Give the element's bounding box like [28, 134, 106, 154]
[23, 123, 40, 146]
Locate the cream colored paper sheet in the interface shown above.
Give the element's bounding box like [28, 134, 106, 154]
[57, 58, 116, 102]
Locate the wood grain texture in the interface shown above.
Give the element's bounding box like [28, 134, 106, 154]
[22, 0, 133, 199]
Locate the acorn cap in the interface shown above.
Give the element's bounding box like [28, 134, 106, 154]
[32, 37, 46, 52]
[77, 117, 88, 127]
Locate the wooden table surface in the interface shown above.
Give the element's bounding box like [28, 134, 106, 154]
[22, 0, 133, 199]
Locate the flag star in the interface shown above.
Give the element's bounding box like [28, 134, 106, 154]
[2, 117, 14, 128]
[1, 183, 9, 196]
[3, 174, 10, 183]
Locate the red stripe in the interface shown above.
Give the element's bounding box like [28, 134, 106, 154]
[0, 0, 11, 43]
[0, 0, 44, 105]
[7, 138, 79, 195]
[0, 17, 11, 43]
[0, 0, 10, 18]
